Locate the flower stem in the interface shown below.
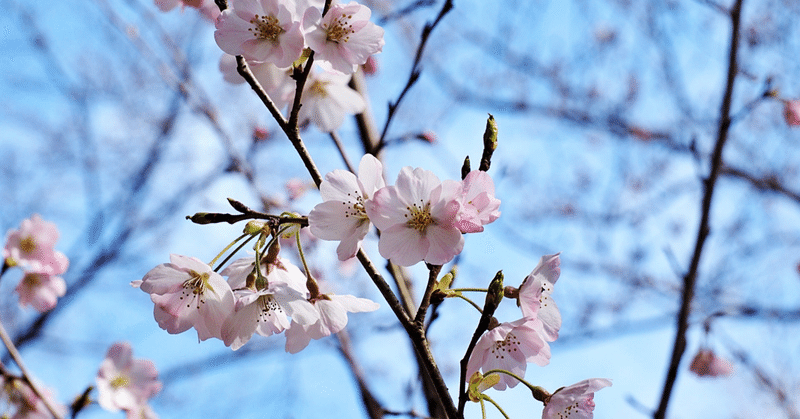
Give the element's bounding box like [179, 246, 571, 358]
[481, 395, 510, 419]
[208, 232, 250, 268]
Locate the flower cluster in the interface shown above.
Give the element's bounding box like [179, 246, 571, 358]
[214, 0, 382, 132]
[135, 240, 378, 352]
[2, 215, 69, 312]
[309, 155, 501, 266]
[96, 342, 162, 418]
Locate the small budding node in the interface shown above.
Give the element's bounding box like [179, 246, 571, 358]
[244, 220, 267, 234]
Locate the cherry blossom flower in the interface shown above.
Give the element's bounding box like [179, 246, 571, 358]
[1, 376, 67, 419]
[220, 257, 318, 350]
[285, 293, 379, 353]
[125, 403, 159, 419]
[309, 154, 384, 260]
[542, 378, 612, 419]
[298, 70, 366, 132]
[219, 54, 295, 110]
[784, 99, 800, 126]
[96, 342, 161, 414]
[214, 0, 305, 68]
[155, 0, 220, 20]
[285, 178, 312, 201]
[134, 254, 235, 341]
[455, 170, 501, 233]
[689, 349, 734, 377]
[518, 253, 561, 341]
[365, 167, 463, 266]
[15, 270, 66, 313]
[303, 1, 385, 74]
[3, 214, 68, 276]
[466, 317, 550, 390]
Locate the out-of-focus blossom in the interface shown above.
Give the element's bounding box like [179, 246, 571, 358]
[214, 0, 305, 68]
[518, 253, 561, 341]
[361, 55, 378, 75]
[2, 376, 67, 419]
[284, 293, 379, 353]
[466, 317, 550, 390]
[542, 378, 612, 419]
[3, 215, 68, 276]
[154, 0, 220, 21]
[309, 154, 384, 260]
[15, 271, 66, 313]
[285, 178, 312, 201]
[455, 170, 501, 233]
[134, 254, 235, 341]
[689, 349, 734, 377]
[303, 1, 384, 74]
[366, 167, 463, 266]
[298, 71, 366, 132]
[96, 342, 161, 414]
[784, 99, 800, 126]
[218, 54, 295, 110]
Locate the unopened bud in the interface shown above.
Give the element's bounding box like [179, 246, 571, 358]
[243, 220, 266, 234]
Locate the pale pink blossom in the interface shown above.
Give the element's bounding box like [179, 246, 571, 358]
[518, 253, 562, 341]
[214, 0, 305, 68]
[466, 317, 550, 390]
[218, 54, 295, 110]
[542, 378, 612, 419]
[220, 257, 318, 350]
[15, 271, 66, 313]
[784, 99, 800, 126]
[285, 178, 312, 201]
[298, 70, 366, 132]
[309, 154, 384, 260]
[134, 254, 235, 341]
[303, 1, 384, 74]
[3, 215, 68, 276]
[155, 0, 220, 20]
[456, 170, 501, 233]
[689, 349, 734, 377]
[365, 167, 463, 266]
[96, 342, 161, 414]
[2, 376, 67, 419]
[125, 403, 159, 419]
[285, 293, 379, 353]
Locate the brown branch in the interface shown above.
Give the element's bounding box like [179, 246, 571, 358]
[654, 1, 744, 417]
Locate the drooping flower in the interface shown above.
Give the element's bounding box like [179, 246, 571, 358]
[455, 170, 501, 233]
[689, 349, 734, 377]
[784, 99, 800, 126]
[284, 293, 379, 353]
[214, 0, 305, 68]
[96, 342, 161, 414]
[134, 254, 235, 341]
[303, 1, 385, 74]
[365, 167, 463, 266]
[220, 257, 318, 350]
[309, 154, 384, 260]
[466, 317, 550, 390]
[518, 253, 562, 341]
[298, 70, 366, 132]
[542, 378, 612, 419]
[15, 270, 66, 313]
[3, 214, 68, 276]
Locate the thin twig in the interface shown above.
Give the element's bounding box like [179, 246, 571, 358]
[0, 320, 64, 419]
[653, 1, 744, 418]
[377, 0, 454, 149]
[415, 264, 442, 325]
[330, 131, 357, 173]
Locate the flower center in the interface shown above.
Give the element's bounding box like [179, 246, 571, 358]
[490, 332, 520, 359]
[309, 80, 329, 98]
[405, 200, 433, 233]
[324, 13, 355, 43]
[19, 236, 36, 254]
[110, 375, 130, 389]
[180, 270, 213, 308]
[22, 273, 42, 287]
[249, 14, 283, 42]
[342, 190, 367, 219]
